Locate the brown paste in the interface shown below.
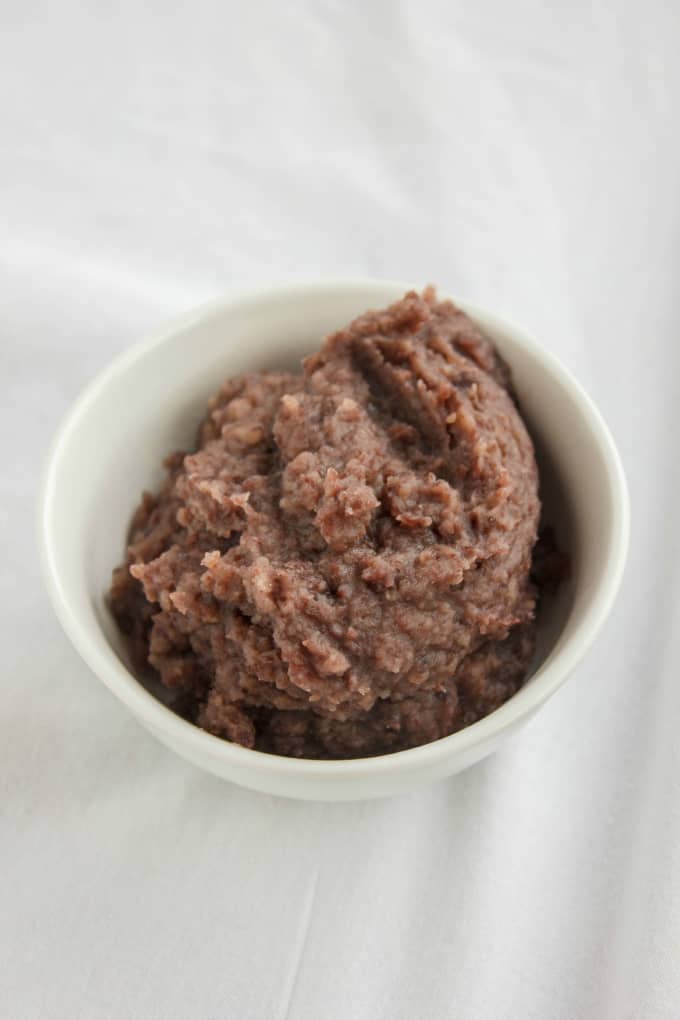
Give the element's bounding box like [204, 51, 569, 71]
[111, 289, 541, 758]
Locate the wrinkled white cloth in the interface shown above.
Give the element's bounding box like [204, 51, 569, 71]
[2, 2, 679, 1018]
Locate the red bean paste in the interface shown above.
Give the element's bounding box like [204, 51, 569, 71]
[111, 289, 543, 758]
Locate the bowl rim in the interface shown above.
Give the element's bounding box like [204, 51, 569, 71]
[40, 278, 630, 779]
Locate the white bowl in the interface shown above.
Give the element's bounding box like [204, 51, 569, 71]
[40, 280, 629, 801]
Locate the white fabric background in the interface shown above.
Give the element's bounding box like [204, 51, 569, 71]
[2, 2, 679, 1017]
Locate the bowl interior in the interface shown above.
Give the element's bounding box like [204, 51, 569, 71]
[44, 281, 623, 766]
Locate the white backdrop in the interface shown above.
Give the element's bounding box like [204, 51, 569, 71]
[2, 2, 679, 1018]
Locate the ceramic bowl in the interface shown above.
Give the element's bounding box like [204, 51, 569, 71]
[40, 280, 629, 800]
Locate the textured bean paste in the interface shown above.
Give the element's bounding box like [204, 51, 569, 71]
[111, 289, 543, 758]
